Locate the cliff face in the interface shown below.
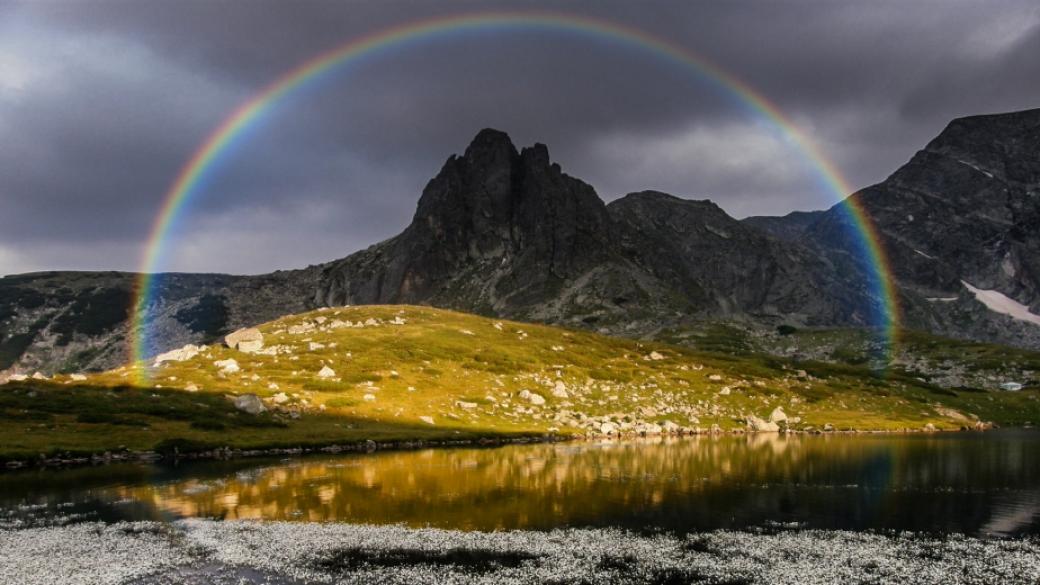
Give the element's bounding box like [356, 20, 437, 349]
[4, 109, 1040, 375]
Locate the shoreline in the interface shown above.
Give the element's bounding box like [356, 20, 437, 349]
[1, 424, 1008, 472]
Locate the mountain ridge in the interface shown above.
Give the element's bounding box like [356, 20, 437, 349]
[3, 108, 1040, 375]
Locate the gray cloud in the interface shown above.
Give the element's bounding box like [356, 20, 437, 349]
[2, 0, 1038, 275]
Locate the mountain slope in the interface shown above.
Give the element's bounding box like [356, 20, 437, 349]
[5, 305, 1035, 463]
[3, 108, 1040, 375]
[805, 108, 1040, 347]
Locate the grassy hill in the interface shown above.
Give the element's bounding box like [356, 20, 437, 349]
[1, 305, 1038, 463]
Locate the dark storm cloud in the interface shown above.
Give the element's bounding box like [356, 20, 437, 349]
[2, 0, 1038, 275]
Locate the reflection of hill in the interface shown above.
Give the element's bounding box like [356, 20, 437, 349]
[96, 433, 1040, 535]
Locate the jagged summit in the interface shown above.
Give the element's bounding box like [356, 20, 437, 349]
[5, 109, 1040, 375]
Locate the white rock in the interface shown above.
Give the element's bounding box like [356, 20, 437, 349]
[769, 407, 788, 423]
[600, 422, 619, 435]
[69, 373, 87, 381]
[746, 415, 780, 432]
[213, 359, 240, 374]
[272, 392, 289, 404]
[317, 365, 336, 379]
[363, 393, 376, 402]
[708, 374, 723, 382]
[647, 351, 665, 361]
[153, 344, 201, 366]
[8, 374, 28, 382]
[233, 394, 266, 415]
[455, 400, 478, 409]
[420, 416, 435, 425]
[225, 328, 264, 353]
[719, 387, 731, 396]
[185, 383, 199, 392]
[552, 381, 569, 398]
[314, 316, 327, 325]
[391, 316, 407, 325]
[493, 322, 504, 331]
[308, 342, 326, 351]
[31, 372, 48, 380]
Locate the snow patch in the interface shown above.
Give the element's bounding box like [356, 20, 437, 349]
[956, 159, 994, 179]
[914, 249, 936, 260]
[961, 281, 1040, 326]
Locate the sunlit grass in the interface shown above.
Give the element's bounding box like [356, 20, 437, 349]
[2, 305, 1038, 461]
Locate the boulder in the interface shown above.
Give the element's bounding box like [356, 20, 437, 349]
[225, 328, 264, 353]
[272, 392, 289, 405]
[214, 359, 240, 374]
[153, 344, 201, 366]
[455, 400, 478, 409]
[233, 394, 266, 415]
[647, 351, 665, 360]
[746, 415, 780, 432]
[69, 373, 87, 381]
[420, 416, 435, 425]
[552, 381, 569, 398]
[600, 421, 619, 435]
[317, 365, 336, 378]
[8, 374, 27, 382]
[769, 407, 788, 423]
[662, 420, 680, 433]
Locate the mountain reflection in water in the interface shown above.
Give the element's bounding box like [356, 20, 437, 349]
[1, 432, 1037, 536]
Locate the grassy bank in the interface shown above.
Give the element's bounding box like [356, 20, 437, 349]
[2, 305, 1039, 463]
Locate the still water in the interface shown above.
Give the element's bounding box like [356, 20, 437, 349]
[2, 431, 1038, 537]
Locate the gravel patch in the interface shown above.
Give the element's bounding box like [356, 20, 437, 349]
[1, 520, 1038, 585]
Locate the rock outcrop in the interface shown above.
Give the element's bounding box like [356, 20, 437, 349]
[4, 109, 1040, 375]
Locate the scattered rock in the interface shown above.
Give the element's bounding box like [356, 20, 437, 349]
[924, 423, 938, 432]
[600, 422, 619, 435]
[317, 366, 336, 379]
[185, 383, 199, 392]
[31, 372, 48, 380]
[309, 342, 326, 351]
[363, 393, 376, 402]
[552, 381, 569, 398]
[708, 374, 723, 382]
[233, 394, 266, 415]
[455, 400, 478, 409]
[214, 359, 240, 374]
[153, 344, 201, 366]
[647, 351, 665, 361]
[225, 328, 264, 353]
[69, 373, 87, 381]
[746, 415, 780, 432]
[769, 407, 787, 424]
[7, 374, 27, 382]
[272, 392, 289, 405]
[420, 416, 435, 425]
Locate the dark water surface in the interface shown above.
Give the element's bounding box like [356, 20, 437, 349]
[2, 431, 1038, 536]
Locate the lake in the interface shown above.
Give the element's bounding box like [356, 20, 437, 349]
[2, 431, 1037, 537]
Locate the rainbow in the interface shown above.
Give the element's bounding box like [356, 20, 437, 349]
[131, 11, 900, 378]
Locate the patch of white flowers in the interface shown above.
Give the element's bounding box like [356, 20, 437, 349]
[2, 520, 1039, 584]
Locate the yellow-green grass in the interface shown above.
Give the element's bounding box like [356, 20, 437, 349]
[2, 305, 1038, 462]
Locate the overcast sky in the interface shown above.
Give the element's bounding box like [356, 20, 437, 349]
[1, 1, 1038, 275]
